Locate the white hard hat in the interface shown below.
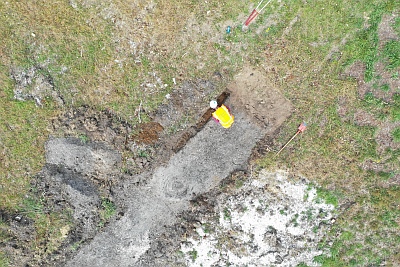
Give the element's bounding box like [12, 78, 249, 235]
[210, 100, 218, 109]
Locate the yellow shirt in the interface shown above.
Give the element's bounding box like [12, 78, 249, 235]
[212, 105, 234, 128]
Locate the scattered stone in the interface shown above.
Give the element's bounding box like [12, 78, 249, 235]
[179, 170, 336, 267]
[14, 215, 22, 222]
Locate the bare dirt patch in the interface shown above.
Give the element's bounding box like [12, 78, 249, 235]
[378, 13, 399, 48]
[134, 122, 164, 144]
[229, 64, 293, 131]
[50, 106, 131, 151]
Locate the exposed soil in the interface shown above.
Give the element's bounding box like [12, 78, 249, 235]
[134, 122, 164, 144]
[228, 65, 293, 130]
[0, 209, 35, 265]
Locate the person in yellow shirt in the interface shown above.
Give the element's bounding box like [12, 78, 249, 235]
[210, 100, 234, 128]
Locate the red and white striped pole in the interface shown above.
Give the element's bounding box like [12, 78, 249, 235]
[244, 0, 273, 26]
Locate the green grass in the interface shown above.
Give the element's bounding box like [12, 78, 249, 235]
[99, 198, 116, 225]
[390, 94, 400, 121]
[223, 208, 232, 221]
[20, 195, 44, 218]
[392, 127, 400, 142]
[0, 97, 57, 209]
[378, 171, 395, 181]
[0, 252, 9, 267]
[383, 40, 400, 70]
[188, 249, 198, 262]
[316, 188, 339, 207]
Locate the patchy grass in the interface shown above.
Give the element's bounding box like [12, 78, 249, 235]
[16, 192, 73, 260]
[98, 198, 116, 227]
[0, 253, 9, 267]
[0, 73, 57, 264]
[383, 40, 400, 70]
[1, 0, 400, 265]
[0, 95, 57, 210]
[315, 187, 400, 266]
[316, 187, 339, 208]
[256, 0, 399, 265]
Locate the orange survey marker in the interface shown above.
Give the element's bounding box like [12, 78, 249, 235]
[276, 122, 307, 156]
[244, 0, 274, 26]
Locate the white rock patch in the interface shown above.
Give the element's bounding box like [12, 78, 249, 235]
[180, 170, 335, 266]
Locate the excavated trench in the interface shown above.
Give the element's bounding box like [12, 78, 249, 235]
[172, 91, 230, 153]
